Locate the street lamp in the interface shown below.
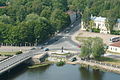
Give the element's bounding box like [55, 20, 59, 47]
[35, 38, 38, 46]
[61, 46, 64, 52]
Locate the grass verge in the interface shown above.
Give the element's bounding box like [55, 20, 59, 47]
[97, 57, 120, 66]
[0, 52, 17, 55]
[28, 63, 50, 69]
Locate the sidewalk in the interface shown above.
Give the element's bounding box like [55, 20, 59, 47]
[0, 46, 33, 52]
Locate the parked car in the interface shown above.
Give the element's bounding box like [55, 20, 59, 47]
[39, 46, 44, 49]
[71, 25, 73, 27]
[71, 57, 77, 62]
[66, 31, 69, 33]
[44, 42, 48, 45]
[30, 47, 36, 50]
[44, 48, 49, 51]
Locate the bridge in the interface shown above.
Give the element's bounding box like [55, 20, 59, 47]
[0, 49, 43, 75]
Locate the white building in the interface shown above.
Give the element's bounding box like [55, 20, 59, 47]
[81, 15, 120, 34]
[67, 10, 77, 23]
[108, 41, 120, 54]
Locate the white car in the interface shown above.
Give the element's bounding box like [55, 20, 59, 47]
[71, 25, 73, 27]
[66, 31, 69, 33]
[44, 42, 48, 45]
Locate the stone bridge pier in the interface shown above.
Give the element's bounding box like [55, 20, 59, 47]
[32, 53, 49, 64]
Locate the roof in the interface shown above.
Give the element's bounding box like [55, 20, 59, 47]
[91, 16, 106, 22]
[91, 15, 120, 23]
[66, 10, 76, 15]
[110, 41, 120, 47]
[0, 6, 6, 8]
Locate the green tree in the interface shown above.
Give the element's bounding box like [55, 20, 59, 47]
[0, 22, 10, 43]
[0, 15, 12, 24]
[52, 0, 68, 11]
[80, 37, 104, 59]
[92, 37, 104, 59]
[40, 7, 52, 20]
[82, 8, 91, 29]
[34, 17, 55, 43]
[25, 13, 40, 22]
[50, 9, 70, 31]
[80, 38, 93, 59]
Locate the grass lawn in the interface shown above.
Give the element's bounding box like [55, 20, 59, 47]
[106, 50, 120, 55]
[52, 53, 70, 55]
[0, 52, 17, 55]
[76, 37, 91, 42]
[97, 57, 120, 66]
[28, 63, 50, 69]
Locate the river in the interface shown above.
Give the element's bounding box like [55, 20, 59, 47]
[6, 64, 120, 80]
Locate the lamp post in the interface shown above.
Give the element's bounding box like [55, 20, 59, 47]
[61, 46, 64, 52]
[35, 39, 38, 46]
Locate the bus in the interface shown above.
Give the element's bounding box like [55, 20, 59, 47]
[110, 37, 120, 42]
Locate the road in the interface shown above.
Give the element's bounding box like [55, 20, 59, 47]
[39, 19, 81, 52]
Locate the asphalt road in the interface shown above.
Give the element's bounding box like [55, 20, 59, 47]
[40, 19, 81, 52]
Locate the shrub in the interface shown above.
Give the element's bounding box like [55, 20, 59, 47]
[56, 61, 65, 66]
[111, 30, 120, 35]
[16, 51, 22, 55]
[92, 28, 100, 33]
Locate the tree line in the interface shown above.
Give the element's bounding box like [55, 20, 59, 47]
[0, 0, 71, 45]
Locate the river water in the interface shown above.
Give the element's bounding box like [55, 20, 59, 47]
[8, 64, 120, 80]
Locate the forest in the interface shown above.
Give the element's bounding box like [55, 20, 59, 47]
[0, 0, 120, 45]
[0, 0, 70, 45]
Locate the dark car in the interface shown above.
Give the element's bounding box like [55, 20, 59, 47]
[40, 46, 44, 49]
[71, 57, 77, 62]
[44, 48, 49, 51]
[30, 47, 36, 50]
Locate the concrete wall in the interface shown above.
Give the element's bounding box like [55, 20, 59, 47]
[32, 53, 48, 64]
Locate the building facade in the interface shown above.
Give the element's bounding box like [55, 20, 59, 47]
[81, 15, 120, 34]
[108, 41, 120, 54]
[67, 10, 77, 24]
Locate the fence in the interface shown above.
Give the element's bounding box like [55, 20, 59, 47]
[0, 43, 35, 47]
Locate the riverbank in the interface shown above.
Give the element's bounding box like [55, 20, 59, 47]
[67, 59, 120, 74]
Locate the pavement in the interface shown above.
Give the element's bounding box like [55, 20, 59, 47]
[41, 19, 81, 52]
[76, 30, 120, 45]
[104, 53, 120, 60]
[0, 46, 33, 52]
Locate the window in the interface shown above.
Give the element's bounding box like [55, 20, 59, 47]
[115, 48, 117, 51]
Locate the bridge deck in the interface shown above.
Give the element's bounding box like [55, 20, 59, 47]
[0, 50, 41, 74]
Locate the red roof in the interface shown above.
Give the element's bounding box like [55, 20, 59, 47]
[110, 41, 120, 47]
[66, 10, 76, 15]
[0, 6, 6, 8]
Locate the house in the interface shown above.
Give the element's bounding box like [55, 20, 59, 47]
[108, 41, 120, 54]
[67, 10, 77, 23]
[81, 15, 120, 34]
